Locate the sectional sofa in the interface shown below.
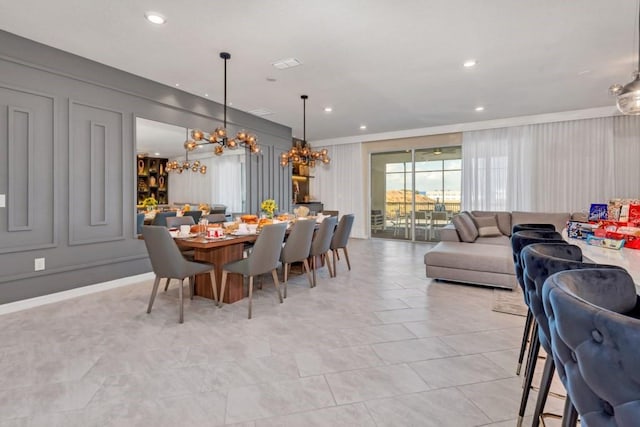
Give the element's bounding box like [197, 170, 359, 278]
[423, 211, 584, 289]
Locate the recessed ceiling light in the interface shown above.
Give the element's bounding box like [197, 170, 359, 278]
[475, 106, 485, 112]
[154, 152, 160, 156]
[324, 107, 333, 113]
[433, 148, 442, 155]
[204, 93, 209, 97]
[463, 59, 477, 68]
[271, 58, 303, 70]
[145, 12, 166, 25]
[248, 108, 274, 117]
[360, 125, 367, 130]
[175, 83, 180, 87]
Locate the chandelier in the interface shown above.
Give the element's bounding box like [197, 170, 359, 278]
[280, 95, 330, 167]
[166, 129, 207, 174]
[187, 52, 260, 155]
[609, 3, 640, 115]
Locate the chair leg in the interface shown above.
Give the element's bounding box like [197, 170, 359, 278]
[283, 263, 289, 299]
[164, 278, 171, 292]
[332, 249, 338, 277]
[272, 269, 283, 303]
[303, 259, 313, 288]
[147, 275, 161, 314]
[325, 251, 334, 278]
[257, 275, 263, 290]
[518, 326, 540, 427]
[312, 256, 317, 288]
[517, 311, 534, 375]
[209, 270, 218, 305]
[562, 397, 578, 427]
[343, 246, 351, 270]
[189, 276, 195, 300]
[178, 278, 184, 324]
[219, 271, 228, 308]
[247, 275, 254, 319]
[532, 356, 555, 427]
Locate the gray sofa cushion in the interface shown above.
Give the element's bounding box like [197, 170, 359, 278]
[472, 214, 502, 237]
[471, 211, 512, 236]
[511, 211, 570, 235]
[425, 242, 515, 276]
[452, 212, 478, 242]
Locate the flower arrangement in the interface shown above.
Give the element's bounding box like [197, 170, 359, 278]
[141, 197, 158, 209]
[183, 203, 191, 212]
[260, 199, 278, 219]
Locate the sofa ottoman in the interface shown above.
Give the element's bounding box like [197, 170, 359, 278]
[424, 241, 517, 289]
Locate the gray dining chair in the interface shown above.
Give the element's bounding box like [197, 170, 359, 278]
[219, 222, 287, 319]
[166, 216, 195, 229]
[183, 210, 202, 223]
[330, 214, 354, 276]
[309, 216, 338, 287]
[152, 211, 177, 227]
[136, 212, 145, 235]
[205, 213, 227, 223]
[141, 225, 217, 323]
[280, 219, 315, 297]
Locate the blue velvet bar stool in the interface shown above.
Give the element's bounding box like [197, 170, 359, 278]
[512, 223, 556, 235]
[543, 268, 640, 427]
[520, 244, 624, 427]
[510, 229, 566, 378]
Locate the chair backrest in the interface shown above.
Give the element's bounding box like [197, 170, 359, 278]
[152, 211, 177, 227]
[209, 205, 226, 214]
[431, 211, 448, 222]
[310, 216, 338, 256]
[510, 230, 565, 293]
[281, 219, 316, 263]
[166, 216, 195, 229]
[512, 223, 556, 235]
[322, 210, 339, 218]
[141, 225, 189, 278]
[331, 214, 354, 250]
[136, 212, 145, 235]
[543, 268, 640, 426]
[205, 213, 227, 223]
[183, 210, 202, 223]
[247, 222, 287, 275]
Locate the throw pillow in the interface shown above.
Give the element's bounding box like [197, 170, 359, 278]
[452, 211, 479, 242]
[471, 214, 502, 237]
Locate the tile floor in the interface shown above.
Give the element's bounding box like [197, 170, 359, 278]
[0, 238, 565, 426]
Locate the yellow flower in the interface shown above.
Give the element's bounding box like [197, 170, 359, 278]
[260, 199, 278, 216]
[142, 197, 158, 208]
[183, 203, 191, 212]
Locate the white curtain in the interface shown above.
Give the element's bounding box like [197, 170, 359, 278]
[462, 116, 639, 213]
[311, 143, 366, 238]
[168, 154, 244, 212]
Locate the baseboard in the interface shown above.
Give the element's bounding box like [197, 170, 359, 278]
[0, 272, 155, 316]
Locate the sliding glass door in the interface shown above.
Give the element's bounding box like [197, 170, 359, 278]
[371, 147, 461, 241]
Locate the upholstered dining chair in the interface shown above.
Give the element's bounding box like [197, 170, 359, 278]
[520, 244, 625, 427]
[280, 219, 315, 297]
[309, 216, 338, 288]
[136, 212, 145, 235]
[205, 213, 227, 223]
[183, 210, 202, 223]
[141, 225, 217, 323]
[166, 216, 195, 229]
[512, 223, 556, 235]
[219, 222, 287, 319]
[544, 268, 640, 427]
[510, 229, 566, 378]
[330, 214, 354, 276]
[152, 211, 177, 227]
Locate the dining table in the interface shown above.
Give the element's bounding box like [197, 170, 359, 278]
[175, 233, 260, 303]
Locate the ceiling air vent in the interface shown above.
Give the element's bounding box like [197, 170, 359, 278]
[248, 108, 274, 117]
[271, 58, 303, 70]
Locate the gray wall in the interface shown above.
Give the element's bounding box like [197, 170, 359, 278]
[0, 30, 292, 304]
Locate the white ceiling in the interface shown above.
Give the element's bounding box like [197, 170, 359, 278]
[0, 0, 637, 143]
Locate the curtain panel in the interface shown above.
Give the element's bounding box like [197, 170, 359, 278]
[462, 116, 640, 213]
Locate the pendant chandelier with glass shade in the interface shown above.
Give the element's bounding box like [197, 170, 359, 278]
[609, 2, 640, 115]
[186, 52, 260, 155]
[166, 129, 207, 174]
[280, 95, 330, 167]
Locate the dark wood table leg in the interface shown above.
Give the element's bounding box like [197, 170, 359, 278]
[193, 243, 245, 303]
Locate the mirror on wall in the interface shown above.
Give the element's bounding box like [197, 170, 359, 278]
[135, 117, 246, 213]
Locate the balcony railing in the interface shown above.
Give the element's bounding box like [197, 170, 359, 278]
[383, 201, 461, 219]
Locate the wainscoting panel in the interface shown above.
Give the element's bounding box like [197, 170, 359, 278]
[0, 85, 56, 253]
[69, 100, 125, 245]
